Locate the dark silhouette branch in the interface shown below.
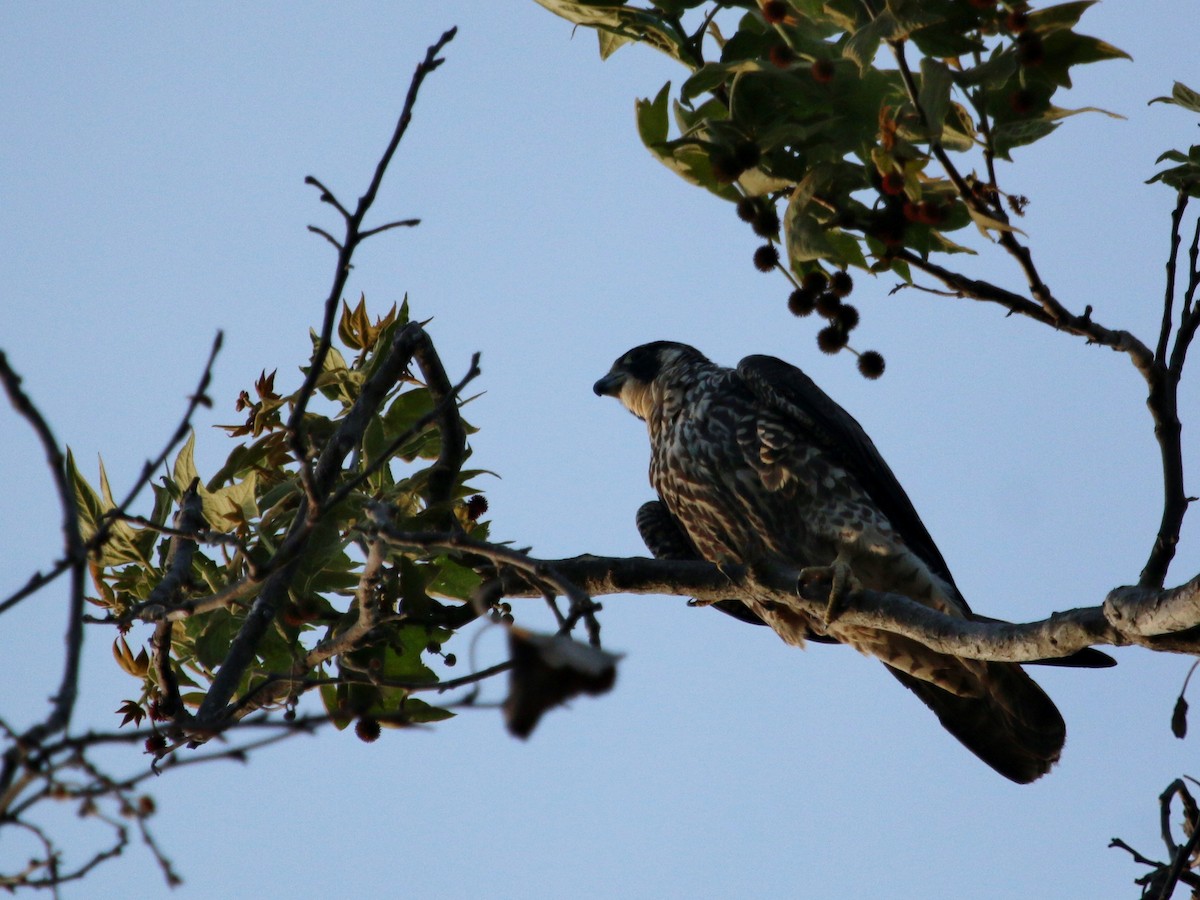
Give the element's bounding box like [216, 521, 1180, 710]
[288, 26, 457, 464]
[0, 352, 86, 751]
[0, 332, 223, 618]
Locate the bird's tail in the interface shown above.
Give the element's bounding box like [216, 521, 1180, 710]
[884, 659, 1066, 783]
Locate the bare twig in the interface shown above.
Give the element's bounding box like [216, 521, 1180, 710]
[288, 27, 456, 461]
[358, 218, 421, 240]
[0, 351, 87, 752]
[1158, 191, 1190, 364]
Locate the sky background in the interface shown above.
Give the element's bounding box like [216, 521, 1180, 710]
[2, 3, 1199, 898]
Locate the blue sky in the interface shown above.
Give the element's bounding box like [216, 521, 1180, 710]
[2, 3, 1199, 897]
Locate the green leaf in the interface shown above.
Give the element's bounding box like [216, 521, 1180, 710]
[172, 431, 199, 492]
[1028, 0, 1096, 32]
[65, 451, 147, 567]
[321, 682, 351, 729]
[532, 1, 695, 66]
[291, 517, 352, 597]
[427, 559, 482, 602]
[991, 118, 1060, 160]
[195, 609, 236, 670]
[843, 12, 896, 72]
[636, 82, 671, 148]
[918, 58, 954, 143]
[204, 472, 259, 531]
[1037, 31, 1130, 90]
[597, 28, 630, 60]
[1151, 82, 1200, 114]
[681, 63, 752, 103]
[399, 698, 454, 724]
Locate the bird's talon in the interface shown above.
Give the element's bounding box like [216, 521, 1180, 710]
[798, 561, 856, 624]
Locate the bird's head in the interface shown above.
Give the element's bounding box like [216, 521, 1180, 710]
[593, 341, 709, 420]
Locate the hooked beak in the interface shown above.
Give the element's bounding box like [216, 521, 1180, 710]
[593, 372, 625, 397]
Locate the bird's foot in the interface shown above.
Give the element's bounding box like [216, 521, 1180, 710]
[797, 559, 858, 624]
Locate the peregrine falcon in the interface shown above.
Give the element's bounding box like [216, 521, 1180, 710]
[594, 341, 1110, 783]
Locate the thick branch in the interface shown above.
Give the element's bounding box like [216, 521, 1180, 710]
[194, 323, 428, 727]
[483, 553, 1200, 660]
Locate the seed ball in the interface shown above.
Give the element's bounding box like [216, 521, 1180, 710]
[734, 140, 761, 170]
[752, 207, 780, 238]
[880, 172, 905, 196]
[829, 270, 854, 296]
[1006, 10, 1029, 32]
[144, 734, 167, 754]
[815, 291, 842, 317]
[788, 288, 817, 317]
[465, 494, 488, 520]
[817, 325, 849, 354]
[801, 271, 828, 293]
[858, 350, 886, 379]
[1016, 32, 1044, 66]
[753, 244, 780, 272]
[835, 303, 860, 331]
[768, 44, 794, 68]
[710, 151, 744, 184]
[762, 1, 789, 24]
[355, 718, 382, 743]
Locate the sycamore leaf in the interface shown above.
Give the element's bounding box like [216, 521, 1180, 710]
[1151, 81, 1200, 114]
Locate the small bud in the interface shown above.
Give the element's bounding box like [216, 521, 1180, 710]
[1173, 695, 1189, 738]
[753, 244, 780, 272]
[1005, 10, 1029, 32]
[811, 58, 835, 84]
[736, 198, 758, 223]
[857, 350, 886, 379]
[444, 653, 457, 667]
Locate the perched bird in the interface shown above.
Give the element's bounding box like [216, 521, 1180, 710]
[594, 341, 1111, 783]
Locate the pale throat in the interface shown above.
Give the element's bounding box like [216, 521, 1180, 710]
[618, 379, 657, 421]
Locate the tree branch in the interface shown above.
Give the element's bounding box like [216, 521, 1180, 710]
[288, 27, 456, 462]
[0, 351, 87, 755]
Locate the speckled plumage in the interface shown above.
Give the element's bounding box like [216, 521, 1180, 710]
[595, 341, 1104, 783]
